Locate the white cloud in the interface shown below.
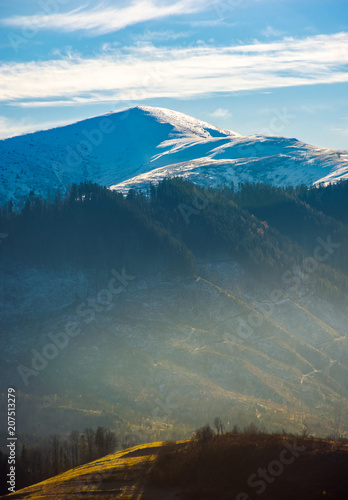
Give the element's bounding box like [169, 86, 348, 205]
[262, 26, 284, 38]
[134, 30, 192, 41]
[209, 108, 232, 118]
[1, 32, 348, 105]
[1, 0, 215, 36]
[188, 19, 236, 27]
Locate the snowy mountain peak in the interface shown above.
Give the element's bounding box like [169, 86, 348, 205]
[126, 105, 240, 139]
[0, 105, 348, 206]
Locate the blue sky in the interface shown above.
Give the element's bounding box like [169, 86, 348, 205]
[0, 0, 348, 148]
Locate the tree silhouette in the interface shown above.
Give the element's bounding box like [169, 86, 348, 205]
[214, 417, 224, 435]
[194, 424, 214, 444]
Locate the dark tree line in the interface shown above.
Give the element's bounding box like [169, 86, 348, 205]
[233, 181, 348, 276]
[0, 181, 194, 272]
[298, 179, 348, 225]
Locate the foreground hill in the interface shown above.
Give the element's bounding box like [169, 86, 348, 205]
[2, 434, 348, 499]
[1, 106, 348, 206]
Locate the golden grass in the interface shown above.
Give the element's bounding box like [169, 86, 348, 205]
[3, 441, 174, 499]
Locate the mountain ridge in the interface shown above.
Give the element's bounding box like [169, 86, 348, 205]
[1, 105, 348, 207]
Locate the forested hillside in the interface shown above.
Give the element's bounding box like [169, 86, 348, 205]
[1, 178, 348, 303]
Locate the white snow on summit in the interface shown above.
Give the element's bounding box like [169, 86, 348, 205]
[0, 105, 347, 205]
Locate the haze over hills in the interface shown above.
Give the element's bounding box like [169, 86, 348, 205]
[1, 177, 348, 444]
[1, 106, 348, 207]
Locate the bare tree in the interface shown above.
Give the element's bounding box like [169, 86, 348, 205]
[214, 417, 224, 435]
[104, 429, 118, 455]
[333, 402, 342, 437]
[50, 435, 60, 476]
[94, 427, 118, 456]
[79, 434, 88, 463]
[301, 422, 311, 438]
[69, 430, 80, 466]
[194, 425, 215, 444]
[84, 427, 95, 460]
[94, 426, 105, 457]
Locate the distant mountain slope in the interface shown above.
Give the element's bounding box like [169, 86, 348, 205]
[1, 180, 348, 439]
[1, 106, 348, 206]
[111, 134, 348, 194]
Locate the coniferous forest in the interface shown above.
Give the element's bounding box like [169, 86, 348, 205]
[1, 178, 348, 303]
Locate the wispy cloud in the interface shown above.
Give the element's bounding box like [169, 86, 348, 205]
[1, 33, 348, 105]
[133, 30, 192, 42]
[0, 0, 215, 36]
[188, 19, 237, 27]
[209, 108, 232, 118]
[262, 26, 284, 38]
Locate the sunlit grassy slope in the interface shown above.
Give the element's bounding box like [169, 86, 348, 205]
[2, 440, 181, 500]
[3, 435, 348, 500]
